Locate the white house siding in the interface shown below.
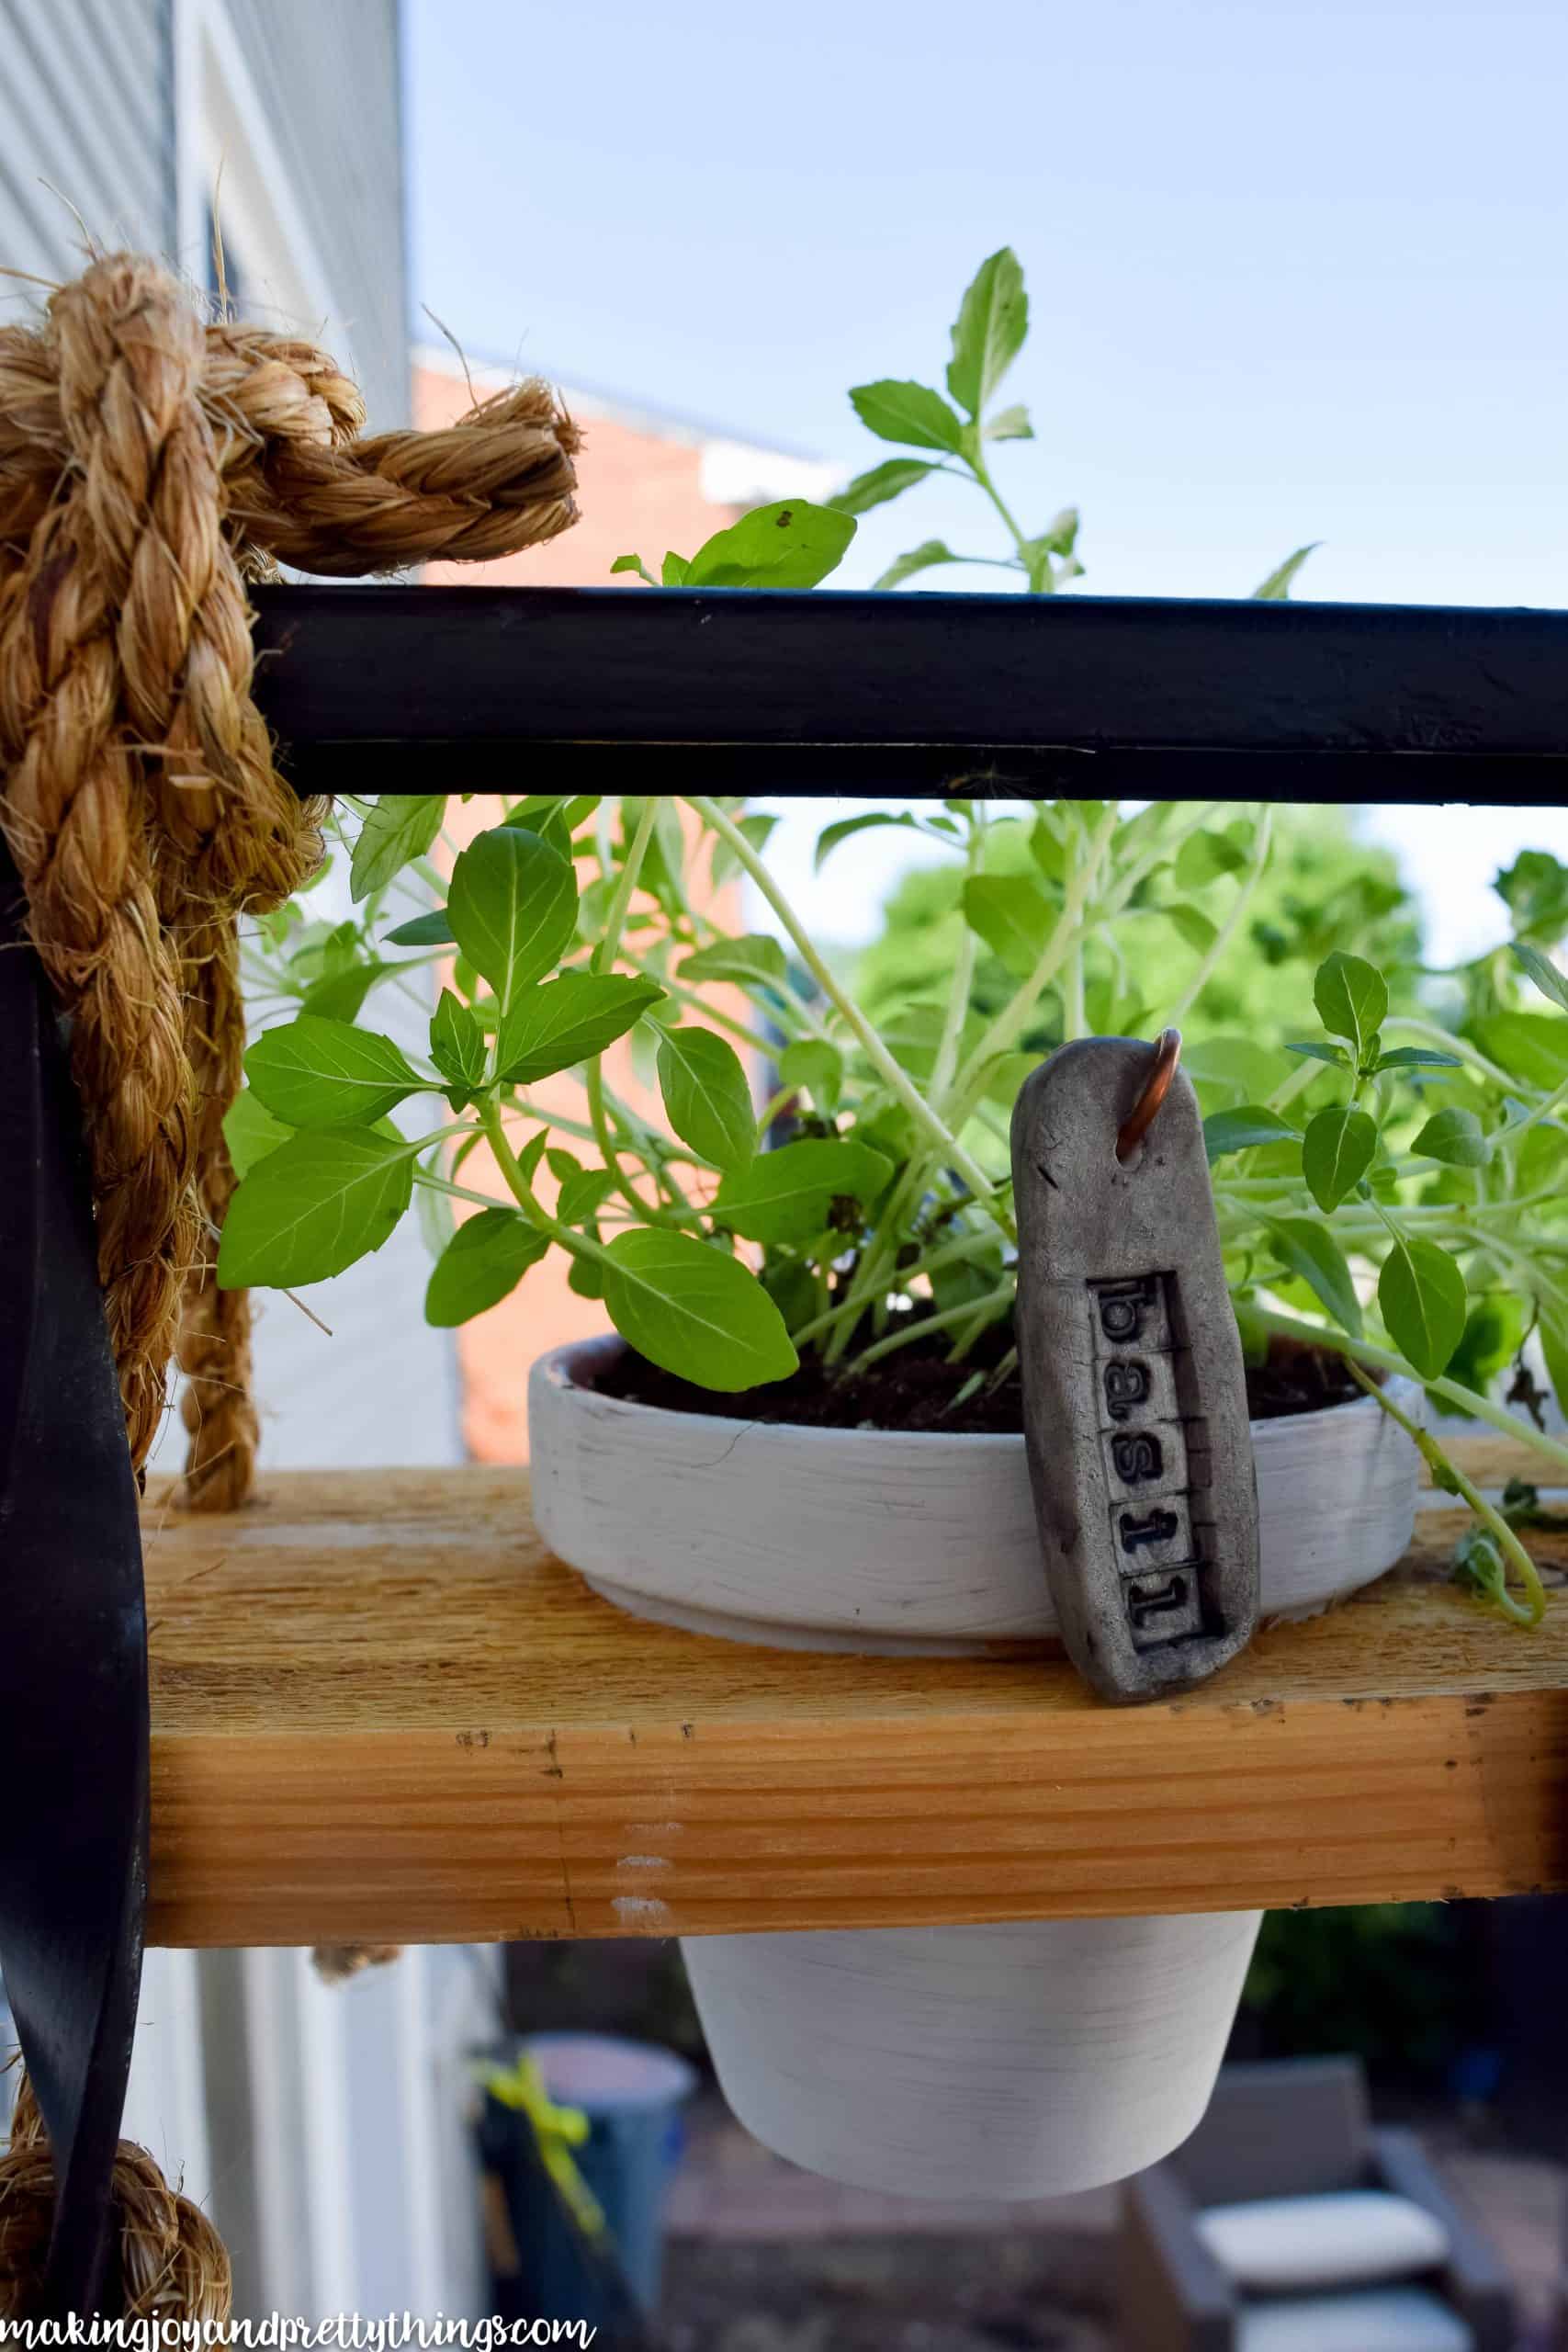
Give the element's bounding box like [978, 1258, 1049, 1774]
[217, 0, 408, 430]
[0, 0, 174, 276]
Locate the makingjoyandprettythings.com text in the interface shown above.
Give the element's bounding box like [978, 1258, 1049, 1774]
[0, 2319, 597, 2351]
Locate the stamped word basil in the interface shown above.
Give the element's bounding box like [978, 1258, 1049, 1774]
[1011, 1037, 1260, 1702]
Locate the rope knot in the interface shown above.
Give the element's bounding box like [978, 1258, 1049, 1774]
[0, 252, 581, 1509]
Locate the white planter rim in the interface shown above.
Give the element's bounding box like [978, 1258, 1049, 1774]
[528, 1333, 1422, 1655]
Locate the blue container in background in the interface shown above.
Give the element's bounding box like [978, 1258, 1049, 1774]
[476, 2031, 696, 2328]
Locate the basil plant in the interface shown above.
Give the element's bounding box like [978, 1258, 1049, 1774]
[227, 251, 1568, 1628]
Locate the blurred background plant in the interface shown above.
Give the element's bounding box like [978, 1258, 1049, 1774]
[853, 802, 1421, 1056]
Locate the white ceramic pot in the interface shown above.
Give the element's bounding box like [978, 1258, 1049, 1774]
[528, 1336, 1421, 2199]
[682, 1913, 1266, 2200]
[530, 1336, 1422, 1654]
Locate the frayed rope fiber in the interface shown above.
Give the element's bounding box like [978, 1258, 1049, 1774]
[0, 2075, 231, 2324]
[0, 253, 580, 2318]
[0, 252, 580, 1510]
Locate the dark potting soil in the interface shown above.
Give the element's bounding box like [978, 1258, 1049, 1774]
[592, 1319, 1364, 1436]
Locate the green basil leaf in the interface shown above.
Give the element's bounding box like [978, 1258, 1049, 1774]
[1313, 952, 1388, 1063]
[1168, 904, 1219, 956]
[569, 1251, 606, 1301]
[385, 909, 457, 948]
[1372, 1046, 1463, 1072]
[218, 1128, 415, 1289]
[514, 1128, 550, 1188]
[660, 550, 691, 585]
[1512, 941, 1568, 1015]
[448, 826, 577, 1008]
[710, 811, 779, 888]
[1471, 1012, 1568, 1090]
[1284, 1040, 1351, 1069]
[656, 1026, 756, 1174]
[761, 1258, 820, 1335]
[683, 501, 856, 590]
[299, 961, 391, 1023]
[350, 795, 445, 902]
[1029, 810, 1067, 883]
[244, 1016, 426, 1129]
[1175, 831, 1249, 887]
[424, 1208, 548, 1327]
[557, 1167, 615, 1226]
[430, 989, 488, 1092]
[1203, 1106, 1303, 1162]
[873, 538, 964, 590]
[946, 247, 1028, 417]
[1516, 1117, 1568, 1195]
[1267, 1216, 1363, 1337]
[980, 1050, 1042, 1108]
[1445, 1295, 1526, 1408]
[1378, 1233, 1468, 1379]
[1542, 1314, 1568, 1422]
[496, 974, 664, 1085]
[678, 934, 789, 990]
[1411, 1106, 1491, 1169]
[814, 810, 921, 871]
[983, 402, 1033, 441]
[713, 1137, 892, 1244]
[1252, 543, 1320, 601]
[1302, 1105, 1377, 1211]
[961, 873, 1054, 979]
[1184, 1038, 1287, 1102]
[1026, 503, 1080, 560]
[778, 1038, 843, 1114]
[223, 1089, 293, 1179]
[501, 802, 571, 860]
[603, 1230, 798, 1390]
[611, 552, 657, 585]
[501, 793, 597, 838]
[829, 458, 938, 515]
[849, 379, 965, 453]
[1497, 851, 1568, 943]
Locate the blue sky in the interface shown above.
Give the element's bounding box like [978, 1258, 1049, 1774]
[408, 0, 1568, 605]
[406, 0, 1568, 938]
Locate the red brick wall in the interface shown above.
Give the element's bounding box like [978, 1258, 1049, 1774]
[414, 358, 739, 594]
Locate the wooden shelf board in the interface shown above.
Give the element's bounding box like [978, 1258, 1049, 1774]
[141, 1446, 1568, 1949]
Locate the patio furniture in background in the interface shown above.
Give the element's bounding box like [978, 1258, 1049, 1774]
[1119, 2057, 1514, 2350]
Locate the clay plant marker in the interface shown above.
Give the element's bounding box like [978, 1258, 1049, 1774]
[1010, 1032, 1259, 1703]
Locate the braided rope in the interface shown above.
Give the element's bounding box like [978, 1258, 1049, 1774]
[0, 253, 580, 1505]
[0, 253, 581, 2314]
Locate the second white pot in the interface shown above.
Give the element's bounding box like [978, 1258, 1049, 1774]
[682, 1911, 1265, 2199]
[528, 1340, 1421, 2199]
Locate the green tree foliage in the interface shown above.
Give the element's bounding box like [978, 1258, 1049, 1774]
[854, 805, 1418, 1050]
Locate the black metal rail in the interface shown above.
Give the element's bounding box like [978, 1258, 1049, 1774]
[252, 584, 1568, 802]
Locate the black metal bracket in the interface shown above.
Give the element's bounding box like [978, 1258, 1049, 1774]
[0, 845, 149, 2318]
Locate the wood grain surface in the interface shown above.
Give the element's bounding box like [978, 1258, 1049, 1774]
[141, 1453, 1568, 1948]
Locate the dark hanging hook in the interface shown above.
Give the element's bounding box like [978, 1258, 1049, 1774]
[0, 841, 149, 2318]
